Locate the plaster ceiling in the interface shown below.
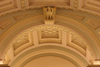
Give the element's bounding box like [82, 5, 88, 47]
[0, 0, 100, 16]
[0, 0, 99, 39]
[0, 0, 100, 67]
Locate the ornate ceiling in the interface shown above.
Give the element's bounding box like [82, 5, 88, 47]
[0, 0, 100, 67]
[0, 0, 100, 16]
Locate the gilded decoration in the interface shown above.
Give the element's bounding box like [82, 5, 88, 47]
[9, 25, 86, 49]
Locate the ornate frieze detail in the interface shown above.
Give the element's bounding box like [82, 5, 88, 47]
[3, 25, 93, 64]
[73, 0, 79, 9]
[20, 0, 26, 9]
[41, 29, 59, 38]
[10, 25, 86, 47]
[0, 6, 100, 18]
[43, 7, 56, 24]
[13, 34, 28, 46]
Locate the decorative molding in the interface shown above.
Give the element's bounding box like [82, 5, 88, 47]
[64, 12, 85, 21]
[56, 7, 100, 17]
[38, 29, 62, 44]
[13, 33, 34, 56]
[12, 49, 86, 67]
[86, 18, 100, 30]
[0, 6, 100, 18]
[73, 0, 79, 9]
[20, 0, 26, 9]
[0, 0, 18, 15]
[13, 13, 35, 20]
[41, 29, 59, 38]
[10, 25, 86, 46]
[3, 25, 92, 58]
[43, 7, 56, 25]
[0, 19, 12, 30]
[80, 0, 100, 14]
[0, 7, 42, 17]
[13, 34, 29, 50]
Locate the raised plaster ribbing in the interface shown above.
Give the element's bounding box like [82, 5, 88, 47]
[0, 14, 99, 61]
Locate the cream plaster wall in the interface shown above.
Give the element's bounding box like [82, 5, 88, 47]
[24, 56, 76, 67]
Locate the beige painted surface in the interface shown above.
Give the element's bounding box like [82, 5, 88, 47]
[0, 0, 100, 66]
[24, 56, 76, 67]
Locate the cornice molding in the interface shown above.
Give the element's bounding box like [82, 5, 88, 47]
[0, 6, 100, 18]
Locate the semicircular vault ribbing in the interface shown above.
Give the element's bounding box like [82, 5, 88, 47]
[0, 3, 100, 67]
[2, 24, 94, 67]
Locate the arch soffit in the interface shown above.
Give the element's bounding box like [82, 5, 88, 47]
[10, 45, 88, 67]
[0, 15, 99, 59]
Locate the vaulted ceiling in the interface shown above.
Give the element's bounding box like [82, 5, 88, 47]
[0, 0, 100, 67]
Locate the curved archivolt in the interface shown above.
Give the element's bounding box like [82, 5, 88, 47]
[10, 48, 86, 67]
[0, 8, 100, 61]
[2, 25, 94, 67]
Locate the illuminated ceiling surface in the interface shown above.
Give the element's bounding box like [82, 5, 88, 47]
[0, 0, 100, 67]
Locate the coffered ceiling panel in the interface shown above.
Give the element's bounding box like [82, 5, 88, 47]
[0, 19, 12, 30]
[86, 19, 100, 30]
[2, 25, 93, 66]
[0, 0, 20, 15]
[0, 0, 100, 66]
